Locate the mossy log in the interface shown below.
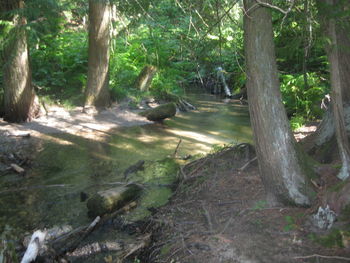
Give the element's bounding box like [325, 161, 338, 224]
[87, 184, 142, 217]
[134, 65, 157, 91]
[139, 102, 176, 122]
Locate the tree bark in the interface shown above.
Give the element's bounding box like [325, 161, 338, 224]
[85, 0, 111, 108]
[243, 0, 314, 206]
[2, 0, 38, 123]
[321, 0, 350, 180]
[134, 65, 157, 92]
[307, 0, 350, 179]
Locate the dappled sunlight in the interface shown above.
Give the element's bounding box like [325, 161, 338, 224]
[0, 93, 252, 235]
[166, 129, 226, 147]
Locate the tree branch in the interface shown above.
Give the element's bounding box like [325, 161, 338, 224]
[255, 0, 289, 14]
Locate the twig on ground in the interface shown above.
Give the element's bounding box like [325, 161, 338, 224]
[187, 158, 209, 178]
[220, 209, 248, 234]
[173, 139, 182, 158]
[67, 216, 101, 253]
[239, 157, 257, 171]
[181, 234, 193, 256]
[201, 202, 214, 233]
[294, 254, 350, 261]
[179, 166, 187, 180]
[122, 234, 151, 260]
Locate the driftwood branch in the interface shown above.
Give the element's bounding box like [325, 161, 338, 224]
[238, 157, 257, 171]
[21, 230, 47, 263]
[38, 202, 138, 260]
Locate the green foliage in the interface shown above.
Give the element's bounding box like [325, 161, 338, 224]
[31, 30, 88, 105]
[252, 200, 267, 210]
[290, 115, 305, 131]
[283, 215, 297, 231]
[0, 0, 337, 117]
[280, 73, 329, 121]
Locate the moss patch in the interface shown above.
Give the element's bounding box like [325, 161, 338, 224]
[124, 187, 173, 222]
[131, 158, 179, 185]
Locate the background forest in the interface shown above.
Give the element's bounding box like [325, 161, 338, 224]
[0, 0, 330, 129]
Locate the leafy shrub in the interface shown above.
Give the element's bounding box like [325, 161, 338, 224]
[290, 115, 305, 131]
[280, 73, 329, 120]
[31, 30, 88, 105]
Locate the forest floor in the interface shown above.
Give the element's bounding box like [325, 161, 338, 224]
[1, 104, 349, 262]
[142, 143, 349, 263]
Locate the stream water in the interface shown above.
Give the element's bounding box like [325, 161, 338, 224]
[0, 93, 251, 258]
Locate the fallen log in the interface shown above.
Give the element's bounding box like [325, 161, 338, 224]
[139, 103, 176, 122]
[10, 163, 25, 174]
[30, 202, 138, 262]
[87, 184, 143, 217]
[67, 241, 122, 258]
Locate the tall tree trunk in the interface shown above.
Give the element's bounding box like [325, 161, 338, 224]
[319, 0, 350, 180]
[303, 1, 350, 175]
[2, 1, 37, 123]
[243, 0, 314, 206]
[85, 0, 111, 108]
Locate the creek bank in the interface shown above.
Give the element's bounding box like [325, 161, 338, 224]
[138, 144, 350, 263]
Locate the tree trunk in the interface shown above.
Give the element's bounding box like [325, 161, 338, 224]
[243, 0, 314, 206]
[85, 0, 111, 108]
[134, 65, 157, 92]
[2, 1, 38, 123]
[305, 0, 350, 179]
[320, 0, 350, 180]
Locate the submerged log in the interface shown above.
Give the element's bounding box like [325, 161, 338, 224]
[124, 160, 145, 179]
[134, 65, 157, 91]
[87, 184, 142, 217]
[139, 102, 176, 122]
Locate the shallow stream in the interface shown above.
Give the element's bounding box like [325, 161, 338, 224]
[0, 93, 251, 258]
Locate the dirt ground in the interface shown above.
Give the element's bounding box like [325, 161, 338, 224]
[0, 102, 151, 139]
[1, 105, 349, 263]
[141, 144, 350, 263]
[0, 103, 151, 174]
